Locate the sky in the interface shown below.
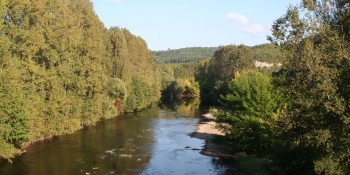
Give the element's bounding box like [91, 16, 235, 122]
[90, 0, 301, 51]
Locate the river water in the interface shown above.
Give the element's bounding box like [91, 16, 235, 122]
[0, 100, 236, 175]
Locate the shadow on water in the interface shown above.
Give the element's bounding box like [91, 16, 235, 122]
[0, 98, 238, 175]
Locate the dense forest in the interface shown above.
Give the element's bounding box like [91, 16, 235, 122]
[152, 47, 218, 64]
[153, 44, 282, 64]
[0, 0, 169, 161]
[250, 43, 282, 63]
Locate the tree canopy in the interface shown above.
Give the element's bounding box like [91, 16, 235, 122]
[251, 43, 283, 63]
[0, 0, 161, 161]
[215, 70, 283, 151]
[153, 47, 218, 64]
[268, 0, 350, 174]
[195, 45, 255, 105]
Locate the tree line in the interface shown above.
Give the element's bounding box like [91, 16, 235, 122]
[152, 47, 218, 64]
[192, 0, 350, 174]
[153, 44, 282, 64]
[0, 0, 161, 161]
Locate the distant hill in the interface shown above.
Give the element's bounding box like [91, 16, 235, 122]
[251, 43, 282, 63]
[153, 44, 282, 64]
[152, 47, 218, 64]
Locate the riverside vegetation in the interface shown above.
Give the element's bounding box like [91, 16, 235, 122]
[206, 0, 350, 174]
[2, 0, 350, 175]
[0, 0, 200, 161]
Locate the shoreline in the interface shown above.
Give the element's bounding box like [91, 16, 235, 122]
[190, 113, 235, 158]
[190, 113, 249, 175]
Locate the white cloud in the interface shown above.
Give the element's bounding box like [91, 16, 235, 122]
[111, 0, 121, 4]
[226, 12, 249, 24]
[242, 23, 265, 35]
[226, 12, 266, 36]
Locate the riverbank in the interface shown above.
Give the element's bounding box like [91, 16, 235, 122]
[190, 113, 250, 175]
[191, 113, 272, 175]
[190, 113, 234, 157]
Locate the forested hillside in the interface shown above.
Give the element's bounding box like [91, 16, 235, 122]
[153, 44, 282, 64]
[152, 47, 218, 64]
[250, 43, 282, 63]
[0, 0, 160, 160]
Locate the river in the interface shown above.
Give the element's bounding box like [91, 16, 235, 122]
[0, 99, 236, 175]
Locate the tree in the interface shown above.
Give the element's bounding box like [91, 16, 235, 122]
[196, 45, 254, 105]
[268, 0, 350, 174]
[210, 45, 254, 82]
[109, 27, 131, 83]
[215, 71, 283, 151]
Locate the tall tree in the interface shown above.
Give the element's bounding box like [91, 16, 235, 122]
[109, 27, 130, 83]
[268, 0, 350, 174]
[196, 45, 254, 105]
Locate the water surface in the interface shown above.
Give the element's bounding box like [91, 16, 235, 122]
[0, 100, 236, 175]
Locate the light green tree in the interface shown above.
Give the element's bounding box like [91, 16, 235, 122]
[215, 71, 282, 151]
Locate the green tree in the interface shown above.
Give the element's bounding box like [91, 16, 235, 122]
[215, 71, 282, 151]
[268, 0, 350, 174]
[211, 45, 254, 82]
[196, 45, 254, 105]
[0, 0, 162, 161]
[0, 80, 29, 160]
[109, 27, 131, 83]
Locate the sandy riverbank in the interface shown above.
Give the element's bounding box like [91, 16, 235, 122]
[190, 113, 235, 158]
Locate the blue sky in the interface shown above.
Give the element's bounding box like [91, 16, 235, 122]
[91, 0, 301, 51]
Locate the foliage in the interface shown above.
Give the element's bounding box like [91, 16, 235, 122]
[211, 45, 254, 82]
[153, 47, 217, 64]
[161, 78, 200, 99]
[0, 137, 21, 162]
[0, 0, 162, 160]
[236, 155, 272, 175]
[195, 45, 254, 105]
[0, 94, 29, 148]
[251, 43, 283, 63]
[268, 0, 350, 174]
[107, 78, 127, 101]
[215, 71, 283, 151]
[153, 44, 283, 65]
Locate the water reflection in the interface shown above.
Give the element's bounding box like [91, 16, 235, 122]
[159, 98, 204, 118]
[0, 98, 236, 175]
[0, 113, 155, 175]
